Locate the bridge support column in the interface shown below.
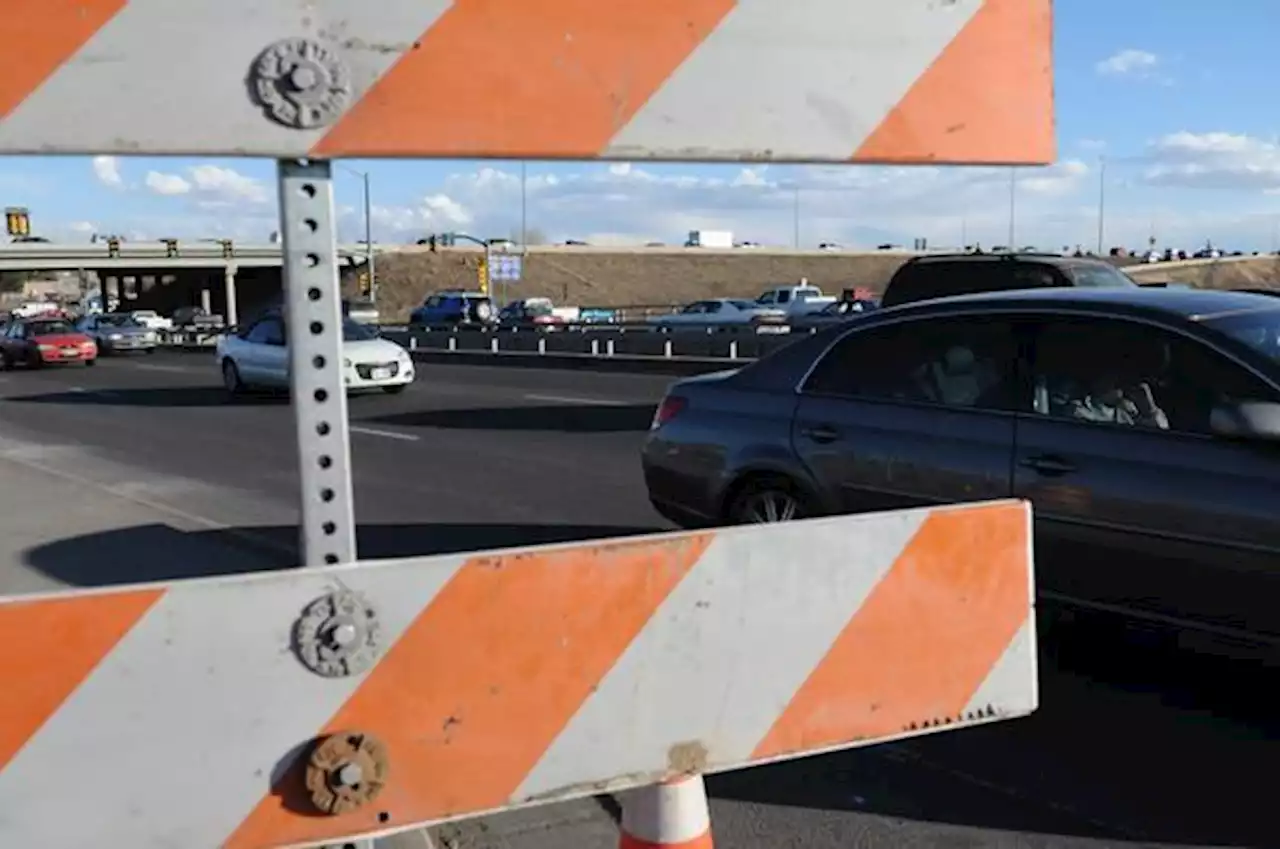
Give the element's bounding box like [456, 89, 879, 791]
[200, 286, 211, 315]
[223, 264, 238, 327]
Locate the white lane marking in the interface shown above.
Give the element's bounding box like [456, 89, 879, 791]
[131, 362, 193, 373]
[523, 393, 630, 407]
[350, 425, 420, 442]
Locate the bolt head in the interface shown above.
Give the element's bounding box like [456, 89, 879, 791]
[331, 622, 358, 646]
[336, 762, 363, 787]
[290, 66, 318, 90]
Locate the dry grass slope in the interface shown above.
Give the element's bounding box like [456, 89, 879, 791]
[360, 248, 1280, 321]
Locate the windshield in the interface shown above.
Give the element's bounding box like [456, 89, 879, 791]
[1065, 262, 1138, 288]
[342, 320, 379, 342]
[1202, 309, 1280, 364]
[98, 314, 141, 327]
[28, 320, 73, 336]
[522, 300, 554, 316]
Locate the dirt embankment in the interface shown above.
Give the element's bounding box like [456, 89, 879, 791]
[364, 248, 917, 321]
[357, 248, 1280, 322]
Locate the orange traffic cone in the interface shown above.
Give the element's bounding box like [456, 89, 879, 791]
[617, 775, 713, 848]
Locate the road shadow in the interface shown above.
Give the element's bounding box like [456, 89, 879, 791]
[371, 403, 656, 433]
[23, 521, 664, 586]
[5, 386, 287, 407]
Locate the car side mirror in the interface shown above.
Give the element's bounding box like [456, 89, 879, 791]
[1209, 400, 1280, 440]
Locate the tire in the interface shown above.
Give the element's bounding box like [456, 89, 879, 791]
[472, 301, 493, 323]
[725, 476, 809, 524]
[0, 352, 9, 371]
[382, 384, 408, 395]
[84, 358, 96, 367]
[222, 359, 244, 397]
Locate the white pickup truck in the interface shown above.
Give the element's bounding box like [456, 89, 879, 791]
[754, 284, 837, 317]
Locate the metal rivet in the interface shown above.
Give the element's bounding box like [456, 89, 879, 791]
[294, 590, 381, 677]
[249, 38, 353, 129]
[305, 731, 390, 815]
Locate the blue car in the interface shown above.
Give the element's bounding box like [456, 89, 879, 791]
[409, 291, 496, 327]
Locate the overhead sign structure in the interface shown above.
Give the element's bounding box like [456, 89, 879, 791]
[0, 0, 1054, 164]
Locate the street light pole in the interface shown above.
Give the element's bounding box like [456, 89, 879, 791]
[520, 161, 528, 252]
[362, 170, 375, 303]
[1007, 167, 1016, 248]
[1096, 156, 1107, 255]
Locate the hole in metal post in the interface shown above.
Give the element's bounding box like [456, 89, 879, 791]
[300, 184, 317, 198]
[307, 287, 321, 301]
[312, 355, 326, 369]
[322, 521, 337, 535]
[318, 455, 332, 469]
[316, 422, 330, 436]
[314, 388, 328, 403]
[310, 321, 323, 335]
[303, 218, 319, 232]
[325, 554, 340, 565]
[305, 253, 320, 268]
[321, 488, 335, 502]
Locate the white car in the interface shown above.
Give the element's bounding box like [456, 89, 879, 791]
[216, 311, 414, 397]
[649, 299, 788, 328]
[130, 309, 173, 331]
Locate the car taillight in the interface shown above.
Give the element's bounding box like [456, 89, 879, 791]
[651, 395, 687, 430]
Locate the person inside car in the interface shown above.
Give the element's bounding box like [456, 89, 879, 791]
[1037, 331, 1171, 430]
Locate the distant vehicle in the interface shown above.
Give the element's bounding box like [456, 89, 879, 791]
[755, 285, 837, 317]
[498, 298, 565, 330]
[644, 287, 1280, 650]
[343, 298, 380, 326]
[563, 239, 589, 246]
[171, 306, 225, 332]
[880, 252, 1138, 309]
[409, 291, 495, 327]
[11, 300, 60, 318]
[0, 317, 97, 368]
[217, 309, 414, 397]
[74, 312, 158, 355]
[818, 242, 842, 251]
[129, 309, 172, 331]
[684, 230, 733, 249]
[649, 299, 788, 329]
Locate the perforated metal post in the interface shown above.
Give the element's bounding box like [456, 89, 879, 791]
[277, 159, 356, 568]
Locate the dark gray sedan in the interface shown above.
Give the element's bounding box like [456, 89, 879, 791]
[643, 287, 1280, 646]
[74, 313, 159, 354]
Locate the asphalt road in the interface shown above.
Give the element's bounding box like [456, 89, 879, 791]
[0, 352, 1276, 849]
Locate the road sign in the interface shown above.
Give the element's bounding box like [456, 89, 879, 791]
[0, 0, 1055, 163]
[490, 255, 522, 282]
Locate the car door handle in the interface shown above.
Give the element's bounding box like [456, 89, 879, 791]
[800, 424, 841, 444]
[1020, 454, 1076, 476]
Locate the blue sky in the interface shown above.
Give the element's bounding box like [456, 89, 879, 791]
[3, 0, 1280, 251]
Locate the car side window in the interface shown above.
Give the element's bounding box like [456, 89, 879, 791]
[8, 323, 23, 339]
[1010, 265, 1059, 289]
[1029, 317, 1280, 436]
[803, 315, 1022, 411]
[245, 318, 285, 346]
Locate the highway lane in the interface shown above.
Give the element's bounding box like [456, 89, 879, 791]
[0, 352, 1276, 849]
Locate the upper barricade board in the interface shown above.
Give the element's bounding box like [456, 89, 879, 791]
[0, 0, 1054, 163]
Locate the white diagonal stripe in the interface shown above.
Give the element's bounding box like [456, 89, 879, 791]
[513, 509, 926, 800]
[0, 0, 452, 154]
[606, 0, 980, 160]
[963, 617, 1038, 720]
[0, 555, 466, 849]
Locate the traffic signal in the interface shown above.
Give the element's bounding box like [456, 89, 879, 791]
[477, 257, 488, 294]
[5, 207, 30, 238]
[357, 270, 371, 296]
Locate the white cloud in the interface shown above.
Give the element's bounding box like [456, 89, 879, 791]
[1096, 48, 1159, 77]
[364, 193, 473, 237]
[1142, 131, 1280, 191]
[188, 164, 269, 205]
[145, 170, 191, 196]
[92, 156, 123, 189]
[68, 221, 95, 233]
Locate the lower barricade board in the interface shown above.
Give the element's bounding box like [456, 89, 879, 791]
[0, 499, 1036, 849]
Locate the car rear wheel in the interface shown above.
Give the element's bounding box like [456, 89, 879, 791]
[222, 359, 244, 397]
[84, 359, 96, 367]
[725, 476, 808, 524]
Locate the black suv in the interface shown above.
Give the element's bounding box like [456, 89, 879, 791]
[880, 252, 1137, 308]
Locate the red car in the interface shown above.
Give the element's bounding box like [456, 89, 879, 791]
[0, 318, 98, 369]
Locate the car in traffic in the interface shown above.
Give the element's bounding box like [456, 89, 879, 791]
[343, 298, 380, 325]
[880, 251, 1138, 308]
[791, 298, 880, 329]
[643, 287, 1280, 648]
[216, 309, 414, 397]
[129, 309, 173, 332]
[497, 297, 565, 330]
[74, 312, 159, 355]
[0, 317, 97, 368]
[409, 291, 495, 327]
[649, 299, 788, 329]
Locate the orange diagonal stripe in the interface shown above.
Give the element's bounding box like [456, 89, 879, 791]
[854, 0, 1054, 164]
[0, 0, 127, 121]
[312, 0, 736, 158]
[226, 532, 712, 848]
[752, 502, 1030, 759]
[0, 588, 163, 771]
